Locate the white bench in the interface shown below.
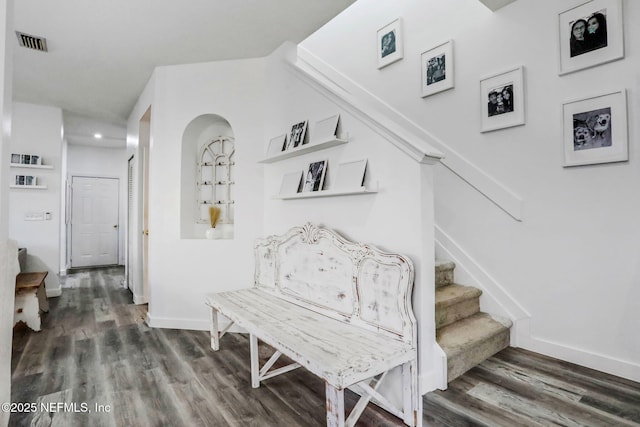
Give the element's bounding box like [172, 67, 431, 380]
[206, 223, 422, 427]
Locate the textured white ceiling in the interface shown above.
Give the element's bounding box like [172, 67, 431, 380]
[13, 0, 356, 147]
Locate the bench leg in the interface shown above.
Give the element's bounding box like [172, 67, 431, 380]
[209, 308, 220, 351]
[325, 383, 345, 427]
[402, 360, 422, 427]
[250, 334, 260, 388]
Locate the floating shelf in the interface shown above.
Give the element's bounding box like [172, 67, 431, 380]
[10, 163, 53, 169]
[259, 137, 348, 164]
[10, 185, 47, 190]
[273, 185, 377, 200]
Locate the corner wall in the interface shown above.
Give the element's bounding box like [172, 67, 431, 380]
[301, 0, 640, 380]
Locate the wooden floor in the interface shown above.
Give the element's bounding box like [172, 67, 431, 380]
[10, 267, 640, 426]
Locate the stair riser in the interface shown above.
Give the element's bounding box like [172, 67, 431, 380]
[436, 299, 480, 329]
[446, 328, 510, 382]
[435, 266, 454, 289]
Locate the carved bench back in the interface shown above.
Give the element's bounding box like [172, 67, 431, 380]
[254, 223, 416, 346]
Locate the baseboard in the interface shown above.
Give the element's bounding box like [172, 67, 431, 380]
[46, 287, 62, 297]
[517, 319, 640, 383]
[145, 313, 210, 331]
[132, 293, 147, 305]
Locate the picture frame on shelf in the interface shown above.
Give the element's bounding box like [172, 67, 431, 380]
[558, 0, 623, 76]
[302, 160, 327, 192]
[266, 134, 287, 156]
[30, 155, 41, 165]
[11, 153, 20, 164]
[421, 40, 454, 98]
[25, 175, 36, 186]
[335, 159, 367, 189]
[562, 89, 627, 167]
[287, 120, 308, 150]
[377, 18, 403, 69]
[312, 114, 340, 143]
[15, 175, 25, 186]
[279, 171, 303, 195]
[20, 154, 31, 165]
[480, 66, 525, 132]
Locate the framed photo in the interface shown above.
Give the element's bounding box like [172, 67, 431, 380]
[558, 0, 624, 75]
[279, 171, 302, 195]
[15, 175, 25, 185]
[335, 159, 367, 189]
[25, 175, 36, 186]
[302, 160, 327, 192]
[377, 18, 403, 69]
[11, 153, 20, 164]
[421, 40, 454, 98]
[562, 89, 627, 167]
[30, 155, 40, 165]
[266, 134, 286, 156]
[20, 154, 31, 165]
[480, 66, 525, 132]
[286, 120, 308, 150]
[313, 114, 340, 142]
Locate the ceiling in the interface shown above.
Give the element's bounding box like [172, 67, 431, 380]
[12, 0, 357, 148]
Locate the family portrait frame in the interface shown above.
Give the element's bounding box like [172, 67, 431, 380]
[558, 0, 624, 76]
[377, 18, 403, 69]
[421, 40, 454, 98]
[562, 89, 627, 167]
[480, 66, 525, 132]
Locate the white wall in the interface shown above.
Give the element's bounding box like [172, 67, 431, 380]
[66, 144, 128, 266]
[0, 1, 14, 425]
[128, 58, 266, 329]
[9, 102, 63, 296]
[301, 0, 640, 380]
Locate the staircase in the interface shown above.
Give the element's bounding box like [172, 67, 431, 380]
[435, 260, 512, 382]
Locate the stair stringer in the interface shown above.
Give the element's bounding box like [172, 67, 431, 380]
[435, 224, 531, 348]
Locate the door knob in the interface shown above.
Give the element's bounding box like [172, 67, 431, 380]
[143, 229, 149, 236]
[113, 224, 118, 229]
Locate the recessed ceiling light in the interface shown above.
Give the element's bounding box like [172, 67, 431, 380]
[94, 133, 103, 139]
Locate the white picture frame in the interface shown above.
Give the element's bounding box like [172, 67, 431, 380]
[11, 153, 20, 164]
[335, 159, 367, 190]
[377, 18, 403, 69]
[302, 160, 327, 192]
[480, 66, 525, 132]
[267, 134, 287, 156]
[279, 171, 302, 195]
[312, 114, 340, 143]
[421, 40, 454, 98]
[286, 120, 308, 150]
[558, 0, 624, 76]
[562, 89, 627, 167]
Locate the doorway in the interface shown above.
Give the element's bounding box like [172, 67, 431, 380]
[70, 176, 119, 268]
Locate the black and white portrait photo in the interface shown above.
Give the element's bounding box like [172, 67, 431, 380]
[380, 30, 396, 58]
[426, 54, 446, 86]
[487, 84, 514, 117]
[303, 160, 327, 192]
[572, 107, 612, 150]
[286, 120, 307, 150]
[569, 9, 608, 58]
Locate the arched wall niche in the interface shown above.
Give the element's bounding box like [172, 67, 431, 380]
[180, 114, 235, 239]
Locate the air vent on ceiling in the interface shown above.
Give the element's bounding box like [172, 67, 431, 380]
[16, 31, 48, 52]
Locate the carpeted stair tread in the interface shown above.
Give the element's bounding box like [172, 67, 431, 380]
[435, 284, 482, 329]
[437, 312, 511, 381]
[435, 284, 482, 309]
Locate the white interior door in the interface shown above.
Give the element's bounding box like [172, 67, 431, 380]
[71, 176, 119, 268]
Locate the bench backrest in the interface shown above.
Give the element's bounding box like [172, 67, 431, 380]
[254, 223, 416, 346]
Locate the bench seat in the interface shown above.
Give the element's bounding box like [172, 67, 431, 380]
[207, 288, 415, 389]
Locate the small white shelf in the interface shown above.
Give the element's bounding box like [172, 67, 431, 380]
[259, 137, 348, 164]
[274, 185, 377, 200]
[10, 185, 47, 190]
[10, 163, 53, 169]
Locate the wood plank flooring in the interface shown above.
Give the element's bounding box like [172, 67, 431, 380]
[10, 267, 640, 426]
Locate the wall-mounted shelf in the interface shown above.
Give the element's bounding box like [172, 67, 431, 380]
[10, 163, 53, 170]
[259, 137, 348, 164]
[10, 185, 47, 190]
[273, 185, 377, 200]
